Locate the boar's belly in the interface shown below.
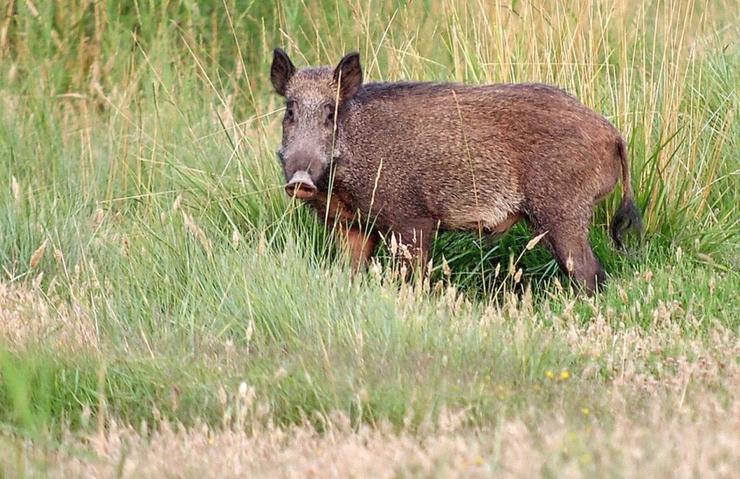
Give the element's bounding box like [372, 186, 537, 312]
[440, 206, 522, 234]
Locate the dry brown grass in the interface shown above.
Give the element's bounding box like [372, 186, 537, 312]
[2, 394, 737, 478]
[0, 280, 99, 353]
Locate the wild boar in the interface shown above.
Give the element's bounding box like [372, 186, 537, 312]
[270, 48, 641, 294]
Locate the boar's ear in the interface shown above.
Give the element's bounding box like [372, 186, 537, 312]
[271, 48, 296, 96]
[333, 52, 362, 101]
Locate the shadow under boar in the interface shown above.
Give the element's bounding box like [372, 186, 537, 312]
[270, 49, 642, 294]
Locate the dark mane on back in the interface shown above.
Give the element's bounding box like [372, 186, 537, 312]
[356, 81, 461, 100]
[352, 81, 576, 105]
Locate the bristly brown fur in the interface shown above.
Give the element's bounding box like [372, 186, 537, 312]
[270, 49, 641, 294]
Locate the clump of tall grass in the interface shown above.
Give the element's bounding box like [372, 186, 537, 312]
[2, 0, 735, 282]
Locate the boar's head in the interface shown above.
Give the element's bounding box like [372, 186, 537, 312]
[270, 48, 362, 200]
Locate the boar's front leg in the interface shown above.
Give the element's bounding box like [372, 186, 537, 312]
[336, 223, 378, 272]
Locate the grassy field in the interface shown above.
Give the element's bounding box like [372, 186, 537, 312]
[0, 0, 738, 476]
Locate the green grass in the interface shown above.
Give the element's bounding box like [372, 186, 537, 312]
[0, 0, 738, 476]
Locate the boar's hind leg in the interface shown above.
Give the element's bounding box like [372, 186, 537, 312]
[337, 224, 378, 272]
[537, 220, 606, 295]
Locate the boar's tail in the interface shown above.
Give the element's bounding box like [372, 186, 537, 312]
[610, 138, 643, 250]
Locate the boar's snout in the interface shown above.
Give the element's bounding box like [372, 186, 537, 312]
[285, 170, 317, 200]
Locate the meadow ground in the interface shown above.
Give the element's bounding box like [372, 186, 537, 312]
[0, 0, 738, 477]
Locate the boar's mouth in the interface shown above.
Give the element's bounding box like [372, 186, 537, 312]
[285, 170, 317, 200]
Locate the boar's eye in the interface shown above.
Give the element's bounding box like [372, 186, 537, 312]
[284, 102, 296, 123]
[323, 103, 336, 127]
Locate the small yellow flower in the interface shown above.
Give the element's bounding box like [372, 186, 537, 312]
[581, 407, 590, 416]
[560, 370, 570, 380]
[545, 370, 555, 379]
